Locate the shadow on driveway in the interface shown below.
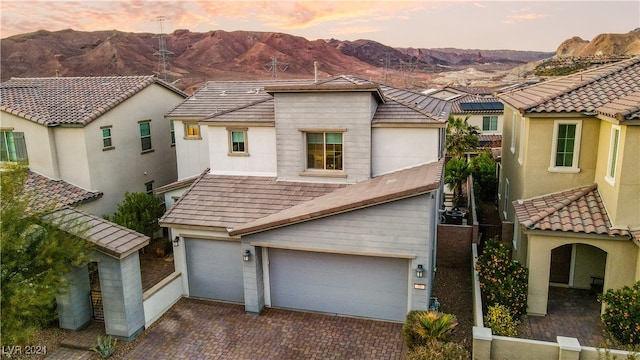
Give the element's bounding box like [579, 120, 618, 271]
[125, 298, 405, 359]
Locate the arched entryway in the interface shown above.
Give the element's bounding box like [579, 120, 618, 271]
[549, 243, 607, 290]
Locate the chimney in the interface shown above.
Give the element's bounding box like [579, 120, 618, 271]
[314, 61, 318, 83]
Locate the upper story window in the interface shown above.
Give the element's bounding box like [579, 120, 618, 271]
[605, 125, 620, 185]
[306, 132, 343, 171]
[482, 116, 498, 131]
[549, 120, 582, 173]
[170, 121, 175, 146]
[184, 123, 201, 139]
[139, 120, 153, 153]
[145, 181, 154, 195]
[228, 128, 248, 156]
[101, 125, 114, 151]
[0, 130, 28, 163]
[510, 113, 517, 154]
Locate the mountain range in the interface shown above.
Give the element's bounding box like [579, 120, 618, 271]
[1, 28, 638, 93]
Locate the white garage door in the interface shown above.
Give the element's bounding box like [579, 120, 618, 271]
[269, 249, 409, 322]
[185, 238, 244, 303]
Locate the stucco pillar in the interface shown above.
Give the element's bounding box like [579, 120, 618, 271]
[527, 238, 551, 316]
[96, 252, 145, 342]
[56, 264, 92, 330]
[242, 245, 264, 314]
[472, 326, 492, 360]
[557, 336, 581, 360]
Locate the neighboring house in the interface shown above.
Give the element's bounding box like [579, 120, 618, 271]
[497, 57, 640, 316]
[450, 94, 504, 149]
[159, 76, 452, 322]
[0, 76, 187, 216]
[19, 170, 150, 341]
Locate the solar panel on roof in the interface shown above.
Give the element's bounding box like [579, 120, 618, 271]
[459, 102, 503, 111]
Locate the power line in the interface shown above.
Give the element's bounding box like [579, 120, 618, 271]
[153, 16, 173, 81]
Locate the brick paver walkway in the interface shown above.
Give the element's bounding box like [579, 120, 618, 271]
[124, 298, 405, 359]
[528, 287, 607, 347]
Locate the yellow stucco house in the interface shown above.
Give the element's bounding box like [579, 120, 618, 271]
[497, 57, 640, 316]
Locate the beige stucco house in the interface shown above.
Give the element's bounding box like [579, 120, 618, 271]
[497, 57, 640, 316]
[0, 76, 186, 216]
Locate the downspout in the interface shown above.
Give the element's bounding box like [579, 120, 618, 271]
[47, 122, 61, 180]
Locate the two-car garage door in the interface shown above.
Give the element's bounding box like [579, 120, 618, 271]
[268, 249, 409, 322]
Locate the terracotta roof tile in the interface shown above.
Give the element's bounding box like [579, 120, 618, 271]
[1, 76, 185, 126]
[499, 57, 640, 116]
[45, 207, 149, 259]
[230, 160, 443, 236]
[24, 171, 102, 212]
[596, 91, 640, 121]
[513, 184, 630, 238]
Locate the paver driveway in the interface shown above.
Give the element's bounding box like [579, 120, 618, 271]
[125, 298, 405, 359]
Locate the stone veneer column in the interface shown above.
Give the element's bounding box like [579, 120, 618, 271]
[56, 264, 92, 330]
[96, 251, 145, 341]
[242, 245, 264, 314]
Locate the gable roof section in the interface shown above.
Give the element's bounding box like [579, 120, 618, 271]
[159, 171, 346, 230]
[200, 98, 275, 123]
[230, 159, 444, 236]
[1, 76, 185, 126]
[513, 184, 630, 238]
[499, 57, 640, 115]
[25, 171, 102, 212]
[595, 91, 640, 122]
[450, 94, 504, 114]
[45, 207, 149, 259]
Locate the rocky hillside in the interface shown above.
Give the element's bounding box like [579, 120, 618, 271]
[556, 29, 640, 56]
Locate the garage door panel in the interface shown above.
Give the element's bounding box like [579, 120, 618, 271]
[185, 239, 244, 303]
[269, 249, 408, 322]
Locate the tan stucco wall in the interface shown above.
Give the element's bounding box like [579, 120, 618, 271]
[526, 233, 637, 315]
[595, 122, 640, 229]
[573, 243, 606, 289]
[465, 113, 503, 136]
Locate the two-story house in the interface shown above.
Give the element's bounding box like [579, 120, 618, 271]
[159, 76, 451, 322]
[450, 94, 504, 149]
[497, 57, 640, 316]
[0, 76, 186, 216]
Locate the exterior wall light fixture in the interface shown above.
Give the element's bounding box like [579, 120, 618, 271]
[173, 236, 180, 247]
[243, 250, 251, 262]
[416, 264, 424, 278]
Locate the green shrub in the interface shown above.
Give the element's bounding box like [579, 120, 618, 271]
[407, 339, 468, 360]
[404, 310, 458, 349]
[469, 151, 497, 201]
[104, 192, 165, 238]
[90, 335, 117, 358]
[484, 304, 519, 337]
[476, 237, 528, 318]
[599, 281, 640, 345]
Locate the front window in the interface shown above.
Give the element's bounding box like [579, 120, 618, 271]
[228, 128, 248, 155]
[550, 120, 581, 172]
[145, 181, 154, 194]
[0, 131, 28, 163]
[184, 123, 200, 139]
[482, 116, 498, 131]
[306, 132, 343, 170]
[606, 126, 620, 184]
[101, 126, 113, 150]
[170, 121, 175, 145]
[139, 121, 152, 152]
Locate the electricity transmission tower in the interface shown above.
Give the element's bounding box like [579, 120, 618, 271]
[263, 56, 289, 79]
[154, 16, 173, 81]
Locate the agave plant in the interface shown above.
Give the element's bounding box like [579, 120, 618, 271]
[413, 311, 458, 342]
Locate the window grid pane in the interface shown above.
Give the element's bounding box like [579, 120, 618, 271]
[555, 124, 575, 167]
[306, 132, 343, 170]
[102, 128, 112, 148]
[140, 122, 152, 151]
[231, 131, 245, 152]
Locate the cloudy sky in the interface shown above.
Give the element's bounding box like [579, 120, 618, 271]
[1, 1, 638, 51]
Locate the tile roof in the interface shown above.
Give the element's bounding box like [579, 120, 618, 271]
[168, 76, 451, 125]
[45, 207, 149, 259]
[1, 76, 185, 126]
[498, 57, 640, 116]
[595, 91, 640, 121]
[478, 134, 502, 148]
[159, 172, 346, 229]
[230, 159, 444, 236]
[25, 171, 102, 212]
[513, 184, 630, 238]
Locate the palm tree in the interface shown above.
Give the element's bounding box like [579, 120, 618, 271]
[445, 115, 480, 158]
[444, 157, 469, 206]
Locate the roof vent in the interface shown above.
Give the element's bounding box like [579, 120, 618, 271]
[246, 87, 254, 93]
[220, 90, 227, 96]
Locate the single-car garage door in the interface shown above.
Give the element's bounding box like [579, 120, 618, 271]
[269, 249, 409, 322]
[185, 238, 244, 303]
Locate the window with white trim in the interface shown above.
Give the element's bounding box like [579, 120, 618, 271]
[518, 117, 525, 164]
[482, 116, 498, 131]
[101, 126, 114, 150]
[228, 128, 248, 155]
[139, 120, 153, 152]
[549, 120, 582, 172]
[503, 179, 509, 219]
[306, 132, 343, 170]
[184, 123, 201, 139]
[170, 121, 175, 145]
[0, 130, 28, 163]
[605, 125, 620, 185]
